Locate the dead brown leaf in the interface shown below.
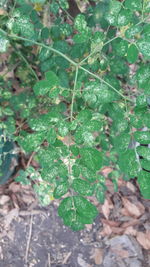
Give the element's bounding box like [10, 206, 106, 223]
[110, 226, 124, 235]
[105, 180, 114, 193]
[101, 219, 120, 227]
[126, 182, 136, 193]
[3, 208, 19, 228]
[121, 219, 139, 229]
[0, 195, 10, 205]
[124, 226, 137, 236]
[101, 198, 113, 219]
[136, 231, 150, 250]
[101, 166, 113, 177]
[90, 248, 104, 265]
[111, 244, 129, 258]
[9, 182, 21, 193]
[99, 224, 112, 237]
[122, 197, 145, 218]
[121, 207, 131, 217]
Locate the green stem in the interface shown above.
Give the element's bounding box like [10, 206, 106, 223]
[11, 43, 39, 80]
[79, 36, 119, 65]
[0, 29, 77, 67]
[70, 67, 79, 121]
[79, 66, 133, 102]
[0, 28, 133, 102]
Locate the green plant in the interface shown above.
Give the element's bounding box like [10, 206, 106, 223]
[0, 0, 150, 230]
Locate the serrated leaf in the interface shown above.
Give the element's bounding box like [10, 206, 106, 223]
[137, 171, 150, 199]
[134, 131, 150, 144]
[124, 0, 142, 11]
[72, 178, 94, 196]
[80, 147, 103, 171]
[53, 181, 69, 199]
[137, 146, 150, 161]
[127, 44, 138, 64]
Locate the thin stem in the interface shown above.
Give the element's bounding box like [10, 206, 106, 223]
[79, 36, 119, 65]
[79, 65, 133, 102]
[12, 43, 39, 80]
[70, 67, 79, 122]
[0, 28, 134, 102]
[0, 29, 77, 67]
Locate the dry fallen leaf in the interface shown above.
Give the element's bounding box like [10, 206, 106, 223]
[99, 224, 112, 237]
[126, 182, 136, 193]
[0, 195, 10, 205]
[105, 180, 114, 193]
[124, 226, 137, 236]
[121, 219, 139, 229]
[90, 248, 104, 265]
[111, 244, 129, 258]
[101, 219, 120, 227]
[122, 197, 145, 218]
[4, 208, 19, 228]
[101, 166, 113, 177]
[9, 182, 21, 193]
[136, 231, 150, 250]
[102, 198, 113, 219]
[110, 226, 124, 235]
